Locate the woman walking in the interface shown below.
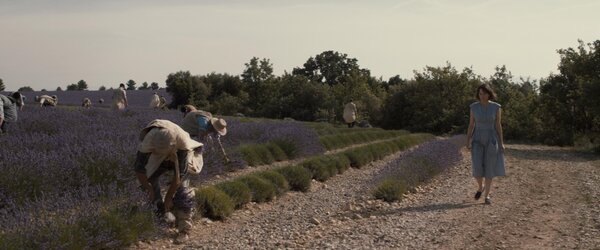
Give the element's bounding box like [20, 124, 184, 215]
[466, 84, 505, 205]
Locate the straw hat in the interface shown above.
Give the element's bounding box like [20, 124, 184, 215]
[210, 118, 227, 136]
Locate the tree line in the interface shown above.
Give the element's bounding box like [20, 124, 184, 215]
[166, 40, 600, 152]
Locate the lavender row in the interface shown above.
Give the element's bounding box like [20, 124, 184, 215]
[1, 89, 171, 107]
[374, 135, 465, 192]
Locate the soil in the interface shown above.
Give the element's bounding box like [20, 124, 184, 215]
[131, 143, 600, 249]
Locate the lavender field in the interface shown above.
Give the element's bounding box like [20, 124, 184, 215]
[0, 105, 325, 248]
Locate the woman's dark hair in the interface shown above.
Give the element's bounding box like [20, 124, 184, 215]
[476, 84, 497, 101]
[119, 83, 126, 88]
[11, 92, 23, 107]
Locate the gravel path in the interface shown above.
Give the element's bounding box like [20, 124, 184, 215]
[132, 143, 600, 249]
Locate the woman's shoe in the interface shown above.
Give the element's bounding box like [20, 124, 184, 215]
[484, 196, 491, 205]
[474, 190, 482, 200]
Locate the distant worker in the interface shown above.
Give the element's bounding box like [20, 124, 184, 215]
[149, 92, 160, 108]
[343, 99, 358, 128]
[134, 119, 204, 244]
[82, 98, 92, 108]
[99, 98, 105, 104]
[36, 95, 58, 107]
[0, 92, 23, 134]
[19, 94, 26, 111]
[158, 96, 168, 110]
[112, 83, 128, 110]
[180, 105, 230, 164]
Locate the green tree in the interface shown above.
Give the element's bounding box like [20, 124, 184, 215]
[241, 57, 276, 115]
[99, 85, 106, 91]
[138, 82, 150, 90]
[56, 87, 63, 91]
[387, 75, 406, 87]
[487, 66, 541, 141]
[150, 82, 159, 90]
[165, 71, 209, 109]
[126, 80, 137, 90]
[202, 73, 248, 114]
[18, 86, 34, 92]
[0, 78, 4, 91]
[538, 40, 600, 148]
[77, 80, 88, 90]
[292, 50, 370, 86]
[381, 63, 480, 134]
[66, 84, 78, 91]
[203, 73, 244, 101]
[262, 74, 335, 121]
[210, 92, 249, 116]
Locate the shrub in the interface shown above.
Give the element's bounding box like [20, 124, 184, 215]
[266, 143, 288, 161]
[373, 179, 408, 202]
[255, 145, 275, 165]
[344, 149, 372, 168]
[196, 187, 235, 220]
[254, 170, 290, 195]
[331, 154, 351, 173]
[215, 181, 252, 208]
[275, 165, 312, 192]
[272, 139, 298, 159]
[239, 143, 279, 166]
[236, 176, 277, 202]
[239, 145, 262, 166]
[301, 157, 332, 181]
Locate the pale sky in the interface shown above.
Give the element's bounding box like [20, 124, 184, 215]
[1, 0, 598, 91]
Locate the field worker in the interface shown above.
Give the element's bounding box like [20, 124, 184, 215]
[149, 92, 160, 108]
[19, 94, 25, 111]
[134, 119, 203, 244]
[36, 95, 57, 107]
[82, 98, 92, 108]
[343, 99, 358, 128]
[180, 105, 230, 164]
[158, 95, 168, 110]
[112, 83, 128, 110]
[0, 92, 23, 134]
[98, 98, 104, 104]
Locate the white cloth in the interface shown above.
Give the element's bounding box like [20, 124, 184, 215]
[343, 102, 357, 123]
[39, 95, 57, 106]
[149, 94, 160, 108]
[139, 119, 203, 177]
[112, 87, 127, 110]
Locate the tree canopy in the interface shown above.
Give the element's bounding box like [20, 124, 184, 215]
[17, 86, 34, 92]
[292, 50, 371, 86]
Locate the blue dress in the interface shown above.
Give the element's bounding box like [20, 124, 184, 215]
[470, 101, 505, 178]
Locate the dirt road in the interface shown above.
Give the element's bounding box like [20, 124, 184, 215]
[134, 144, 600, 249]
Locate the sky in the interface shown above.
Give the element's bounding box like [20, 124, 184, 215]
[1, 0, 599, 91]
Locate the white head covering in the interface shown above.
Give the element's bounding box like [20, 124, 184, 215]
[138, 119, 203, 177]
